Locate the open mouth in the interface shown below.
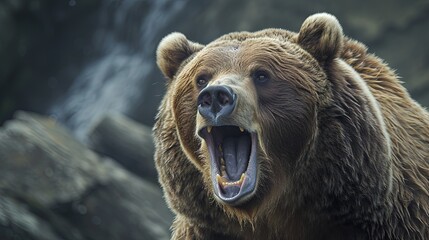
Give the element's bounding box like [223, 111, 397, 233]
[198, 125, 258, 205]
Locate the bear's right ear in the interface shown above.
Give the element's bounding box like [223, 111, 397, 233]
[156, 32, 204, 81]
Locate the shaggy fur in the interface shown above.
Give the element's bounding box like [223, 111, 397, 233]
[153, 13, 429, 240]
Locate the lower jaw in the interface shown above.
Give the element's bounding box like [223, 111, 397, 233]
[212, 171, 258, 206]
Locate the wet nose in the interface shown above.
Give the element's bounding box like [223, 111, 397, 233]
[197, 85, 236, 122]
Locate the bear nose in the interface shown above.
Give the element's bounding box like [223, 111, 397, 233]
[198, 85, 236, 122]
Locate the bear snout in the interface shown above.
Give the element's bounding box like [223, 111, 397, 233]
[197, 85, 237, 124]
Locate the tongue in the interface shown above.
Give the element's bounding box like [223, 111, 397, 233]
[223, 135, 250, 181]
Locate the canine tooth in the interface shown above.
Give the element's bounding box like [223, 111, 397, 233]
[217, 174, 224, 184]
[232, 174, 245, 185]
[239, 173, 245, 183]
[218, 144, 222, 152]
[239, 127, 245, 132]
[207, 126, 212, 133]
[217, 174, 227, 185]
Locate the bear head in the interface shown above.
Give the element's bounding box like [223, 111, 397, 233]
[156, 13, 391, 221]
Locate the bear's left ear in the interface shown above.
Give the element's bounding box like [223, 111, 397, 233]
[156, 32, 204, 81]
[297, 13, 343, 63]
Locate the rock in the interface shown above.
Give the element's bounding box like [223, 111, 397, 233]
[88, 113, 157, 183]
[0, 195, 84, 240]
[0, 111, 173, 240]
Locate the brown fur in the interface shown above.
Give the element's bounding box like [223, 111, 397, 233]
[153, 13, 429, 239]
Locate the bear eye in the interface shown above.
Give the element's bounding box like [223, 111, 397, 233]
[196, 75, 209, 88]
[253, 70, 270, 85]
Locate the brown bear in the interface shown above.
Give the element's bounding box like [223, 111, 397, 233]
[153, 13, 429, 240]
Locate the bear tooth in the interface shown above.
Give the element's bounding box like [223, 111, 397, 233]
[207, 126, 212, 133]
[239, 173, 245, 183]
[218, 173, 246, 187]
[217, 174, 227, 185]
[216, 174, 224, 184]
[218, 144, 222, 152]
[220, 157, 227, 175]
[239, 127, 244, 132]
[234, 174, 245, 185]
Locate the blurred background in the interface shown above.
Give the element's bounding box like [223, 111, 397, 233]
[0, 0, 428, 239]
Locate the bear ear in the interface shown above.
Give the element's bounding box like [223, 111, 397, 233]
[297, 13, 344, 63]
[156, 32, 204, 81]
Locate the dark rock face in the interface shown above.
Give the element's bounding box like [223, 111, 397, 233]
[88, 113, 157, 183]
[0, 112, 173, 240]
[0, 195, 78, 240]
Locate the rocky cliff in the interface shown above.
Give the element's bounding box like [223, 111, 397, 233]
[0, 112, 172, 240]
